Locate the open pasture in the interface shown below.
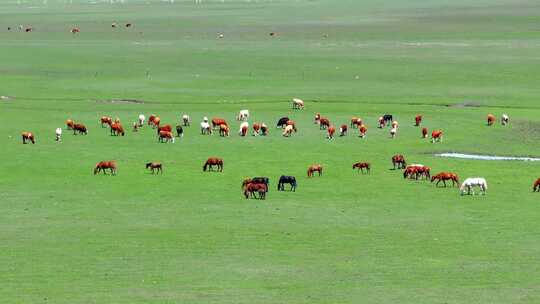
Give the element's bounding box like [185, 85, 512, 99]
[2, 0, 540, 303]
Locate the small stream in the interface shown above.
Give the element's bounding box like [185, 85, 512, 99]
[435, 153, 540, 162]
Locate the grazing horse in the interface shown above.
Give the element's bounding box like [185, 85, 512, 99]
[66, 119, 75, 130]
[391, 121, 399, 129]
[212, 118, 228, 129]
[182, 114, 191, 126]
[21, 132, 35, 144]
[487, 114, 496, 126]
[146, 162, 163, 174]
[55, 128, 62, 142]
[243, 177, 270, 193]
[415, 166, 431, 180]
[339, 124, 348, 136]
[276, 117, 290, 128]
[200, 121, 212, 135]
[110, 123, 125, 136]
[70, 27, 80, 34]
[431, 130, 443, 143]
[292, 98, 304, 109]
[390, 127, 397, 138]
[351, 117, 362, 128]
[392, 155, 406, 169]
[157, 124, 172, 135]
[278, 175, 296, 191]
[403, 166, 418, 179]
[282, 124, 295, 137]
[378, 116, 385, 128]
[415, 115, 422, 126]
[219, 124, 229, 137]
[243, 182, 267, 200]
[352, 162, 370, 174]
[252, 123, 261, 136]
[158, 131, 175, 143]
[237, 109, 249, 121]
[327, 126, 336, 139]
[73, 123, 88, 135]
[94, 161, 117, 175]
[176, 125, 184, 137]
[307, 164, 323, 177]
[533, 178, 540, 192]
[148, 115, 157, 126]
[260, 123, 268, 136]
[359, 125, 368, 138]
[203, 157, 223, 172]
[383, 114, 393, 124]
[431, 172, 459, 187]
[314, 113, 321, 124]
[460, 177, 488, 195]
[239, 122, 249, 136]
[152, 116, 161, 129]
[138, 114, 145, 127]
[501, 114, 509, 126]
[319, 118, 330, 130]
[422, 127, 428, 138]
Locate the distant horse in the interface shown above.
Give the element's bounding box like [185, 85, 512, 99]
[403, 166, 417, 179]
[176, 125, 184, 137]
[94, 161, 117, 175]
[282, 124, 295, 137]
[250, 177, 269, 192]
[314, 113, 321, 124]
[378, 117, 385, 128]
[391, 120, 399, 129]
[292, 98, 304, 109]
[352, 162, 370, 174]
[146, 162, 163, 174]
[237, 109, 249, 121]
[66, 119, 75, 130]
[339, 124, 348, 136]
[533, 178, 540, 192]
[276, 117, 290, 128]
[55, 128, 62, 142]
[212, 118, 227, 129]
[327, 126, 336, 139]
[110, 122, 125, 136]
[319, 118, 330, 130]
[307, 164, 323, 177]
[252, 123, 261, 136]
[243, 182, 267, 200]
[501, 114, 509, 126]
[182, 114, 191, 126]
[138, 114, 145, 127]
[415, 115, 422, 126]
[157, 124, 172, 136]
[390, 127, 397, 138]
[201, 121, 212, 135]
[460, 177, 487, 195]
[239, 122, 249, 136]
[73, 123, 88, 135]
[151, 116, 161, 129]
[392, 154, 406, 169]
[158, 130, 175, 143]
[21, 131, 35, 144]
[487, 114, 495, 126]
[286, 120, 297, 131]
[403, 164, 428, 179]
[203, 157, 223, 172]
[422, 127, 428, 138]
[351, 117, 362, 128]
[278, 175, 296, 191]
[148, 114, 157, 126]
[431, 172, 459, 187]
[219, 124, 229, 137]
[383, 114, 393, 124]
[431, 130, 443, 143]
[359, 125, 368, 138]
[70, 27, 80, 34]
[260, 123, 268, 136]
[415, 166, 431, 180]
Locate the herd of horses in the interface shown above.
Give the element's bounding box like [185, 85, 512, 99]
[18, 101, 531, 196]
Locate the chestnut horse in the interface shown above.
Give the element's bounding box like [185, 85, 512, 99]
[351, 117, 362, 128]
[533, 178, 540, 192]
[431, 130, 443, 143]
[307, 164, 323, 177]
[100, 116, 112, 128]
[415, 115, 422, 126]
[359, 125, 368, 138]
[146, 162, 163, 174]
[319, 118, 330, 130]
[158, 131, 175, 143]
[327, 126, 336, 139]
[94, 161, 117, 175]
[352, 162, 370, 174]
[431, 172, 459, 187]
[148, 114, 157, 126]
[157, 124, 172, 135]
[21, 132, 35, 144]
[339, 124, 347, 136]
[219, 124, 229, 137]
[73, 123, 88, 135]
[212, 118, 227, 129]
[149, 115, 160, 128]
[487, 114, 496, 126]
[111, 123, 125, 136]
[422, 127, 428, 138]
[66, 119, 75, 130]
[203, 157, 223, 172]
[243, 182, 267, 200]
[252, 123, 261, 136]
[392, 154, 406, 169]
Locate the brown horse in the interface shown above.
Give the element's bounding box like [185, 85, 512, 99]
[203, 157, 223, 172]
[260, 123, 268, 136]
[158, 131, 175, 143]
[100, 116, 112, 127]
[146, 162, 163, 174]
[533, 178, 540, 192]
[157, 124, 172, 135]
[110, 122, 125, 136]
[415, 115, 422, 126]
[314, 113, 321, 124]
[431, 172, 459, 187]
[73, 123, 88, 135]
[352, 162, 370, 174]
[219, 124, 229, 137]
[148, 114, 157, 126]
[431, 130, 443, 143]
[243, 182, 267, 199]
[319, 118, 330, 130]
[211, 118, 227, 129]
[350, 117, 362, 128]
[252, 123, 261, 136]
[327, 126, 336, 139]
[422, 127, 428, 138]
[307, 164, 323, 177]
[487, 114, 496, 126]
[21, 131, 35, 144]
[392, 154, 406, 169]
[71, 27, 80, 34]
[339, 124, 347, 136]
[66, 119, 75, 130]
[94, 161, 117, 175]
[359, 125, 368, 138]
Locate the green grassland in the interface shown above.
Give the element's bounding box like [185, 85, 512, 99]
[2, 0, 540, 303]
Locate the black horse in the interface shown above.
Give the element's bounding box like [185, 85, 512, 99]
[252, 177, 269, 192]
[176, 125, 184, 137]
[276, 117, 290, 128]
[277, 175, 296, 192]
[383, 114, 393, 124]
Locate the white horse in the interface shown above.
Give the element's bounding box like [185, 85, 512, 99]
[460, 177, 488, 195]
[390, 127, 397, 138]
[138, 114, 145, 127]
[182, 114, 191, 126]
[501, 114, 509, 126]
[55, 128, 62, 142]
[239, 121, 249, 135]
[200, 121, 211, 135]
[292, 98, 304, 109]
[237, 109, 249, 121]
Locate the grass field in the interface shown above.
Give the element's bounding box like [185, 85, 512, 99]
[2, 0, 540, 303]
